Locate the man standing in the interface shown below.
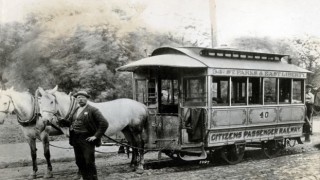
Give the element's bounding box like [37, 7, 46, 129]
[70, 91, 108, 180]
[304, 84, 314, 142]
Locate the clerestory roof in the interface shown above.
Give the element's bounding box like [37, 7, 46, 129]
[117, 47, 310, 74]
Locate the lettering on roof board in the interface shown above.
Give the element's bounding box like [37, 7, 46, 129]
[210, 69, 306, 78]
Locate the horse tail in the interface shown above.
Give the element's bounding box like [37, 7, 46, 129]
[141, 106, 149, 141]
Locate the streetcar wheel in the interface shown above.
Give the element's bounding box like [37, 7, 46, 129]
[262, 140, 283, 158]
[220, 144, 245, 165]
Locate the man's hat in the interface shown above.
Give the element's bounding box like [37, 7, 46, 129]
[73, 90, 90, 98]
[306, 84, 313, 88]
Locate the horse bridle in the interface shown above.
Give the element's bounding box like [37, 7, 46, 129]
[41, 93, 77, 121]
[41, 94, 61, 118]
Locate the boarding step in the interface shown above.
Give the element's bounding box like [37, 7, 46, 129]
[181, 142, 203, 149]
[179, 145, 207, 161]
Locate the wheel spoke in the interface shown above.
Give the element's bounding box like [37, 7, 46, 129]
[262, 140, 283, 158]
[220, 144, 245, 165]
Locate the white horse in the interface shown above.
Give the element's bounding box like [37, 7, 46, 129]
[38, 86, 148, 171]
[0, 88, 64, 179]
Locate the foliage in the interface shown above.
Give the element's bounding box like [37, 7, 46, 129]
[0, 11, 190, 101]
[2, 3, 319, 100]
[289, 36, 320, 85]
[230, 36, 320, 85]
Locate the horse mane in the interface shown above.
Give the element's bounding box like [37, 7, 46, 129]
[2, 89, 32, 97]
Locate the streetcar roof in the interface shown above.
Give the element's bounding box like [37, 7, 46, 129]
[117, 47, 310, 73]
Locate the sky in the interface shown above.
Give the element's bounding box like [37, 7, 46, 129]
[1, 0, 320, 46]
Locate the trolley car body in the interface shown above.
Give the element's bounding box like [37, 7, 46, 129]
[117, 47, 310, 162]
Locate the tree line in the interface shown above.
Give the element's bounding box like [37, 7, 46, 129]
[1, 14, 319, 101]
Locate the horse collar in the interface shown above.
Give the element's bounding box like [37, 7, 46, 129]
[63, 96, 78, 121]
[17, 95, 38, 126]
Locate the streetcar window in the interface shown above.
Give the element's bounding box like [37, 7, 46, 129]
[184, 77, 206, 106]
[159, 79, 179, 113]
[249, 77, 262, 105]
[160, 79, 178, 105]
[212, 77, 229, 106]
[264, 78, 277, 104]
[231, 77, 247, 106]
[148, 79, 156, 105]
[135, 79, 147, 104]
[293, 79, 303, 104]
[279, 79, 291, 104]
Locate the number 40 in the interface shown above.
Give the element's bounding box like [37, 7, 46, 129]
[259, 112, 269, 118]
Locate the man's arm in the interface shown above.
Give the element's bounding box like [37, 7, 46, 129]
[92, 108, 108, 139]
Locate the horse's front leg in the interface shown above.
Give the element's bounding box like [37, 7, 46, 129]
[40, 130, 53, 179]
[26, 138, 38, 179]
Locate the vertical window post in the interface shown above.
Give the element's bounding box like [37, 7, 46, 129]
[302, 80, 305, 103]
[262, 78, 265, 105]
[290, 79, 293, 104]
[207, 75, 212, 107]
[246, 77, 249, 106]
[276, 78, 279, 104]
[229, 77, 232, 106]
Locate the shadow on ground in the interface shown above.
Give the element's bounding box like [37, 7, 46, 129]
[314, 143, 320, 150]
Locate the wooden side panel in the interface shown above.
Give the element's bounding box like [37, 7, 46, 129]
[211, 109, 247, 128]
[279, 106, 305, 123]
[249, 107, 277, 124]
[207, 105, 305, 147]
[145, 115, 180, 150]
[145, 115, 157, 149]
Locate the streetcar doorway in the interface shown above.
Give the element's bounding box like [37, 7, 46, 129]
[159, 79, 179, 114]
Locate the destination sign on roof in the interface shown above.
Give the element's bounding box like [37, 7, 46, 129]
[209, 68, 307, 79]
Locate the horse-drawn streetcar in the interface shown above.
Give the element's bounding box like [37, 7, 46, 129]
[117, 46, 311, 164]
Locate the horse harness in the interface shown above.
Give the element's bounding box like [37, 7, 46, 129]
[0, 93, 40, 126]
[41, 94, 78, 132]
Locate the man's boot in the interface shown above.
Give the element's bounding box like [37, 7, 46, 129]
[93, 175, 98, 180]
[73, 171, 82, 180]
[305, 133, 311, 142]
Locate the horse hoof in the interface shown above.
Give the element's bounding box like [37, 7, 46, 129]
[135, 168, 144, 174]
[43, 171, 53, 179]
[28, 174, 37, 179]
[72, 173, 82, 180]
